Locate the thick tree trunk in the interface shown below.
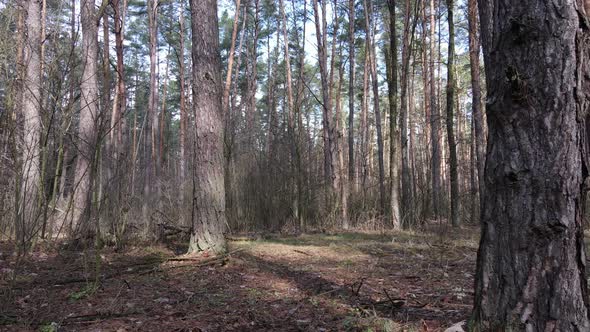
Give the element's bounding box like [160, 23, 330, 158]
[472, 0, 590, 329]
[188, 0, 227, 254]
[446, 0, 459, 227]
[19, 0, 43, 246]
[73, 0, 100, 236]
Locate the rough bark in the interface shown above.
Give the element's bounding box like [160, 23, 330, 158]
[472, 0, 590, 329]
[188, 0, 227, 254]
[446, 0, 459, 227]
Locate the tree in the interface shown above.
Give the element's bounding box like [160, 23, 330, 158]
[347, 0, 355, 214]
[467, 0, 484, 213]
[445, 0, 459, 227]
[429, 0, 441, 219]
[386, 0, 401, 229]
[472, 0, 590, 329]
[312, 0, 335, 189]
[363, 0, 385, 215]
[399, 0, 416, 227]
[144, 0, 159, 226]
[19, 0, 43, 248]
[188, 0, 227, 254]
[110, 0, 128, 151]
[72, 0, 100, 236]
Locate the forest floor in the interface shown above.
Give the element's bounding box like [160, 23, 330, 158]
[0, 223, 479, 332]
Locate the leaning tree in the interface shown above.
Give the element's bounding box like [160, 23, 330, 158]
[472, 0, 590, 330]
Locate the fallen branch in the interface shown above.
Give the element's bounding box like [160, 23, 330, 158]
[293, 249, 313, 256]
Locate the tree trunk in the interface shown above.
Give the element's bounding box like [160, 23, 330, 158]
[399, 0, 415, 227]
[19, 0, 43, 247]
[446, 0, 459, 227]
[467, 0, 484, 214]
[223, 0, 242, 112]
[188, 0, 227, 254]
[360, 51, 369, 199]
[347, 0, 355, 208]
[73, 0, 100, 236]
[147, 0, 159, 175]
[178, 0, 187, 181]
[472, 0, 590, 329]
[364, 0, 386, 215]
[279, 0, 300, 223]
[312, 0, 335, 188]
[429, 0, 441, 219]
[245, 0, 260, 144]
[111, 0, 128, 151]
[294, 0, 307, 230]
[387, 0, 401, 229]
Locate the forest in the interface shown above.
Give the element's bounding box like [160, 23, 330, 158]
[0, 0, 589, 330]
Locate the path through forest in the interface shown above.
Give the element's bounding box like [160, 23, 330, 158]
[1, 225, 478, 331]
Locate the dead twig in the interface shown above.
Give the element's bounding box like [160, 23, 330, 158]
[293, 249, 313, 256]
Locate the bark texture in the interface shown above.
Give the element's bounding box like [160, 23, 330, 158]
[188, 0, 227, 254]
[472, 0, 590, 330]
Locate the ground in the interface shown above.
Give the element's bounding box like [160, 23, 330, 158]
[0, 224, 478, 331]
